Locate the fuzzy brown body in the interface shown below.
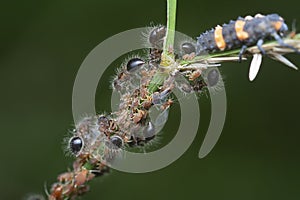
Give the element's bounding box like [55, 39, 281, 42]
[196, 14, 288, 54]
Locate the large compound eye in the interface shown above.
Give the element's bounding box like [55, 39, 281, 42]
[110, 135, 123, 149]
[126, 58, 145, 72]
[69, 136, 83, 155]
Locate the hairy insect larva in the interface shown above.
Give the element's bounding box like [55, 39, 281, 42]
[196, 13, 297, 60]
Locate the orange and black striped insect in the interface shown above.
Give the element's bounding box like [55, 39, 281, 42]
[196, 13, 298, 60]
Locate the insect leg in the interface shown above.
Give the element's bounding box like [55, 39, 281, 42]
[272, 32, 300, 53]
[256, 39, 266, 55]
[238, 45, 248, 62]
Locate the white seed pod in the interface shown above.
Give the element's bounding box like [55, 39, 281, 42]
[249, 53, 262, 81]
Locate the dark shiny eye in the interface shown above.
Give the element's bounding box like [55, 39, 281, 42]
[69, 136, 83, 154]
[181, 42, 196, 54]
[207, 69, 220, 86]
[110, 135, 123, 148]
[126, 58, 145, 72]
[149, 26, 166, 48]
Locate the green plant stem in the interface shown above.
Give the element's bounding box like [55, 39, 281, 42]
[148, 0, 177, 93]
[160, 0, 177, 67]
[163, 0, 176, 57]
[147, 71, 169, 93]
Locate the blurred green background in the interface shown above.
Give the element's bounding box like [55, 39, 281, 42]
[1, 0, 300, 199]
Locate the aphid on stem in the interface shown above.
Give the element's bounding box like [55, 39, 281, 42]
[39, 3, 300, 198]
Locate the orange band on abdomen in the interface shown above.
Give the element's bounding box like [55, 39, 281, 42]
[274, 21, 282, 31]
[214, 25, 226, 50]
[235, 20, 249, 41]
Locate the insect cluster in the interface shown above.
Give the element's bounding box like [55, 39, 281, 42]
[45, 13, 300, 199]
[46, 25, 221, 199]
